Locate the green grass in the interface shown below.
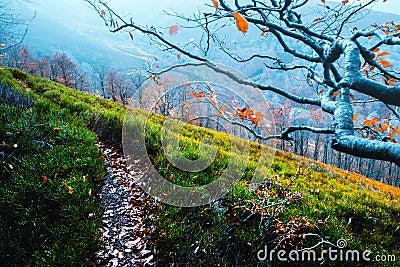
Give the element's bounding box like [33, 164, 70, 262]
[0, 72, 104, 266]
[0, 67, 399, 266]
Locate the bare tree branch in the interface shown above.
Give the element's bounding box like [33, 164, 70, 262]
[336, 0, 375, 38]
[85, 0, 400, 165]
[151, 62, 322, 107]
[386, 104, 400, 121]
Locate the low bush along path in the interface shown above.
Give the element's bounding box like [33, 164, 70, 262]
[96, 142, 156, 266]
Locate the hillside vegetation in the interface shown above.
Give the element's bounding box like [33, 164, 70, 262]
[0, 67, 399, 266]
[0, 69, 105, 265]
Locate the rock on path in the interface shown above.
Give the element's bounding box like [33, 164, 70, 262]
[96, 143, 156, 266]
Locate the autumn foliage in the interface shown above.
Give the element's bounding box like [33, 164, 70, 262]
[233, 12, 249, 33]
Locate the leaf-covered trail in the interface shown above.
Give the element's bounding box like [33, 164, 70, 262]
[95, 143, 156, 266]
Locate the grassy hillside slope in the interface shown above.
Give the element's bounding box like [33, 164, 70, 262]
[0, 71, 105, 266]
[0, 67, 399, 266]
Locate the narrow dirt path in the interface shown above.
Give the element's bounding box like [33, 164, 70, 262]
[95, 143, 156, 266]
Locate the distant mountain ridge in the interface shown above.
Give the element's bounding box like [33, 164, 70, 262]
[17, 1, 400, 72]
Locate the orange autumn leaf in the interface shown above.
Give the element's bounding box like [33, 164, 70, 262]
[54, 127, 61, 132]
[380, 59, 392, 68]
[250, 116, 258, 125]
[169, 174, 174, 181]
[261, 27, 269, 36]
[313, 18, 323, 23]
[233, 12, 249, 33]
[255, 112, 264, 122]
[169, 24, 181, 36]
[212, 0, 219, 9]
[352, 114, 359, 123]
[177, 54, 181, 60]
[261, 26, 268, 36]
[378, 51, 390, 57]
[196, 91, 205, 98]
[331, 91, 340, 98]
[342, 0, 348, 4]
[350, 94, 355, 100]
[372, 47, 380, 53]
[363, 118, 373, 126]
[43, 176, 48, 183]
[238, 107, 247, 113]
[64, 182, 73, 195]
[371, 118, 380, 124]
[160, 232, 167, 238]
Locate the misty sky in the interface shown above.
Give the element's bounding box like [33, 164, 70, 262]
[18, 0, 400, 68]
[28, 0, 201, 25]
[28, 0, 400, 25]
